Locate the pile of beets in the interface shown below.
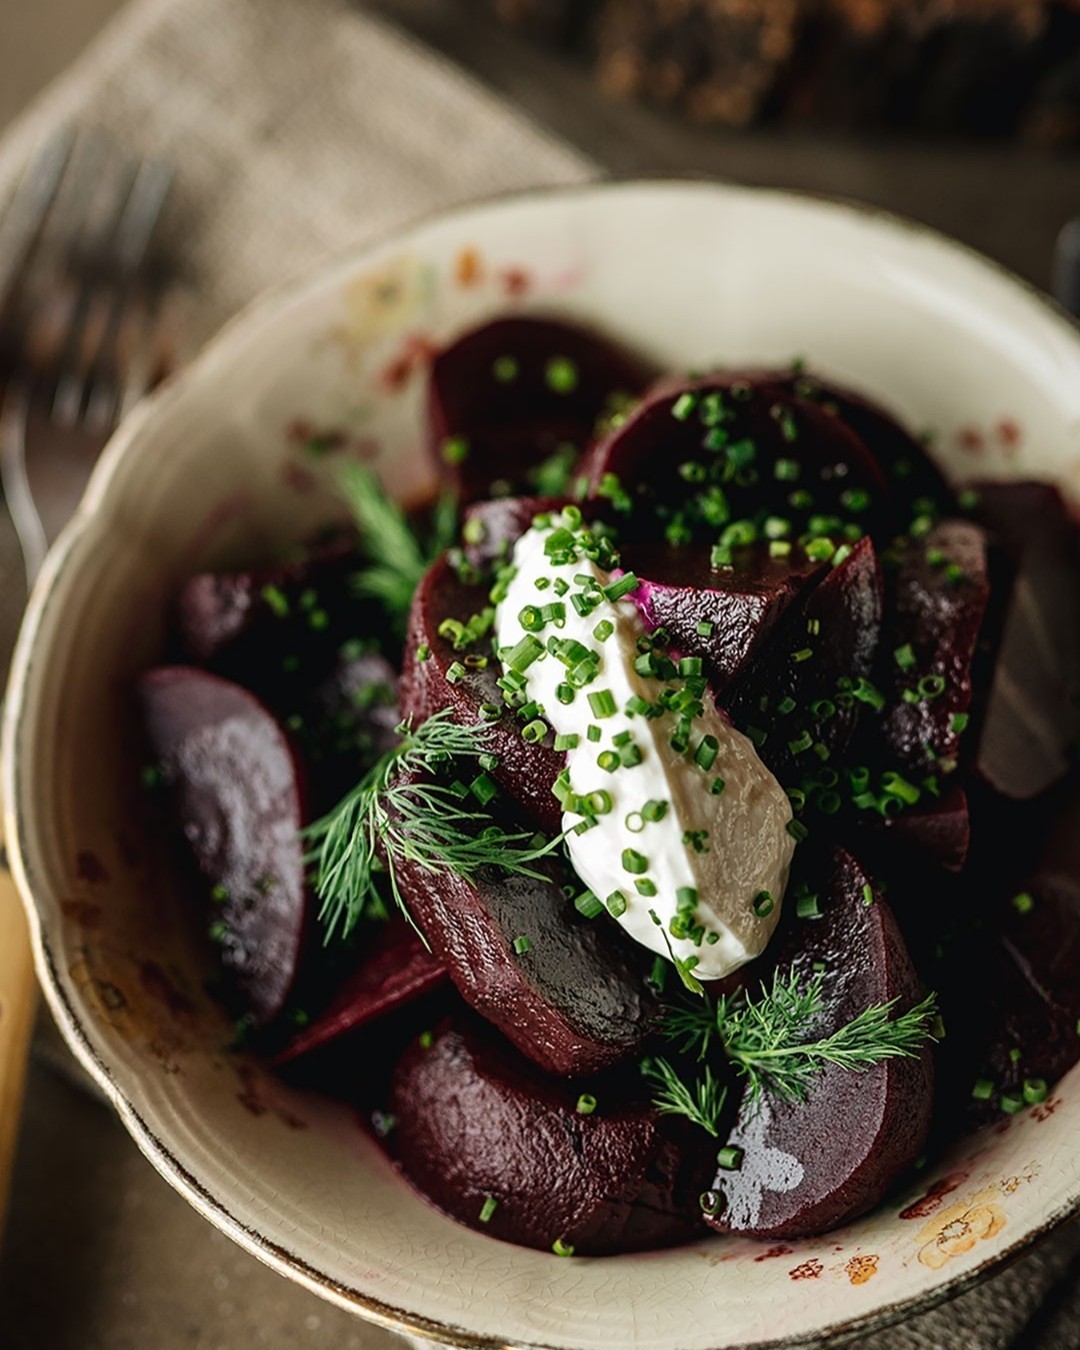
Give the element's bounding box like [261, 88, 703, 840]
[137, 316, 1080, 1255]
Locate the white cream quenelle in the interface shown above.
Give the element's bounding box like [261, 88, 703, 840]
[494, 511, 796, 982]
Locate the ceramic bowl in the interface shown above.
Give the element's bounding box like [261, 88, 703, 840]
[7, 182, 1080, 1350]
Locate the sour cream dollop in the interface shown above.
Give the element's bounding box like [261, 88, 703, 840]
[494, 512, 795, 982]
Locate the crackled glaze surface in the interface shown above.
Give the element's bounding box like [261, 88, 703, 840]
[7, 183, 1080, 1349]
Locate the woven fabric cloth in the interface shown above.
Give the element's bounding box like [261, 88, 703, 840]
[0, 1, 1077, 1346]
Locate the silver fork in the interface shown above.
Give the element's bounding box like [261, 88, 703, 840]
[0, 127, 175, 589]
[0, 127, 175, 1231]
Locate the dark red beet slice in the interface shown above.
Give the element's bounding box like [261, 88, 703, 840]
[399, 554, 563, 835]
[390, 1018, 710, 1254]
[272, 921, 447, 1064]
[461, 494, 567, 571]
[861, 785, 971, 874]
[138, 666, 309, 1025]
[776, 373, 952, 523]
[430, 317, 653, 502]
[727, 536, 883, 784]
[704, 848, 933, 1240]
[392, 786, 657, 1076]
[581, 373, 888, 546]
[928, 782, 1080, 1130]
[625, 541, 828, 694]
[297, 649, 400, 811]
[877, 520, 993, 778]
[175, 541, 366, 676]
[972, 481, 1080, 800]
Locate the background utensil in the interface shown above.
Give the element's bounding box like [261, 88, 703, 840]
[0, 126, 173, 1230]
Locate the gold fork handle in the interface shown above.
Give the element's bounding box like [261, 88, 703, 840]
[0, 861, 35, 1228]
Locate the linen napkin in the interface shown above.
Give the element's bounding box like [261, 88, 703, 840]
[0, 1, 1076, 1346]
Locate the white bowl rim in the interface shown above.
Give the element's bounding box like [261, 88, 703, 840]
[6, 176, 1080, 1349]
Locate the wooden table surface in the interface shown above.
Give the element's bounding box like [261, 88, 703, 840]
[1, 4, 1080, 1349]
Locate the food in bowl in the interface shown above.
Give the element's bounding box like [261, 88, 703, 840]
[136, 314, 1080, 1259]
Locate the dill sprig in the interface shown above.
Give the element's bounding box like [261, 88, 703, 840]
[642, 1056, 728, 1137]
[649, 969, 939, 1128]
[305, 709, 557, 942]
[341, 463, 457, 626]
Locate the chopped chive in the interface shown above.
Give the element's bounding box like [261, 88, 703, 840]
[556, 683, 575, 705]
[862, 882, 875, 906]
[545, 357, 579, 393]
[441, 435, 469, 465]
[587, 724, 602, 743]
[1011, 891, 1035, 915]
[796, 891, 821, 919]
[971, 1079, 995, 1101]
[597, 750, 620, 772]
[513, 935, 532, 955]
[894, 643, 916, 670]
[716, 1145, 743, 1171]
[606, 890, 627, 917]
[622, 849, 648, 874]
[791, 647, 813, 664]
[576, 1093, 598, 1116]
[554, 732, 579, 751]
[470, 774, 498, 805]
[625, 811, 644, 833]
[584, 789, 613, 816]
[493, 354, 519, 383]
[604, 573, 639, 602]
[1023, 1077, 1048, 1104]
[261, 584, 289, 617]
[635, 878, 658, 896]
[593, 619, 614, 642]
[642, 799, 668, 822]
[694, 735, 719, 770]
[588, 689, 617, 718]
[446, 661, 467, 684]
[752, 890, 775, 917]
[521, 719, 548, 743]
[1000, 1094, 1024, 1115]
[479, 1195, 498, 1223]
[552, 1238, 575, 1257]
[787, 819, 809, 842]
[696, 621, 715, 637]
[950, 712, 970, 734]
[672, 392, 698, 421]
[574, 891, 604, 919]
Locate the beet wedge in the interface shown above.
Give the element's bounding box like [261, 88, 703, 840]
[399, 554, 563, 834]
[973, 481, 1080, 800]
[273, 921, 447, 1064]
[175, 541, 371, 684]
[625, 541, 829, 695]
[774, 373, 953, 528]
[391, 788, 658, 1076]
[430, 316, 653, 502]
[877, 520, 994, 778]
[461, 494, 568, 571]
[581, 373, 888, 547]
[138, 666, 309, 1026]
[391, 1018, 710, 1254]
[704, 847, 934, 1240]
[727, 535, 883, 785]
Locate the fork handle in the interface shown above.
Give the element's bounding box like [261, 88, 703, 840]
[0, 862, 36, 1229]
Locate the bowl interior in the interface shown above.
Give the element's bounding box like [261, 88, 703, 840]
[8, 182, 1080, 1350]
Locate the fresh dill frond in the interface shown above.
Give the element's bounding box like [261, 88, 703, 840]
[726, 972, 939, 1104]
[641, 1055, 727, 1137]
[653, 968, 939, 1126]
[305, 709, 557, 942]
[340, 463, 456, 627]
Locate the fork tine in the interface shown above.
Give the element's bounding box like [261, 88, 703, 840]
[0, 385, 47, 586]
[83, 158, 174, 433]
[0, 128, 75, 362]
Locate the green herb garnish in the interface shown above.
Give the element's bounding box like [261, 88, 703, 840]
[306, 709, 556, 941]
[340, 463, 456, 629]
[650, 969, 939, 1125]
